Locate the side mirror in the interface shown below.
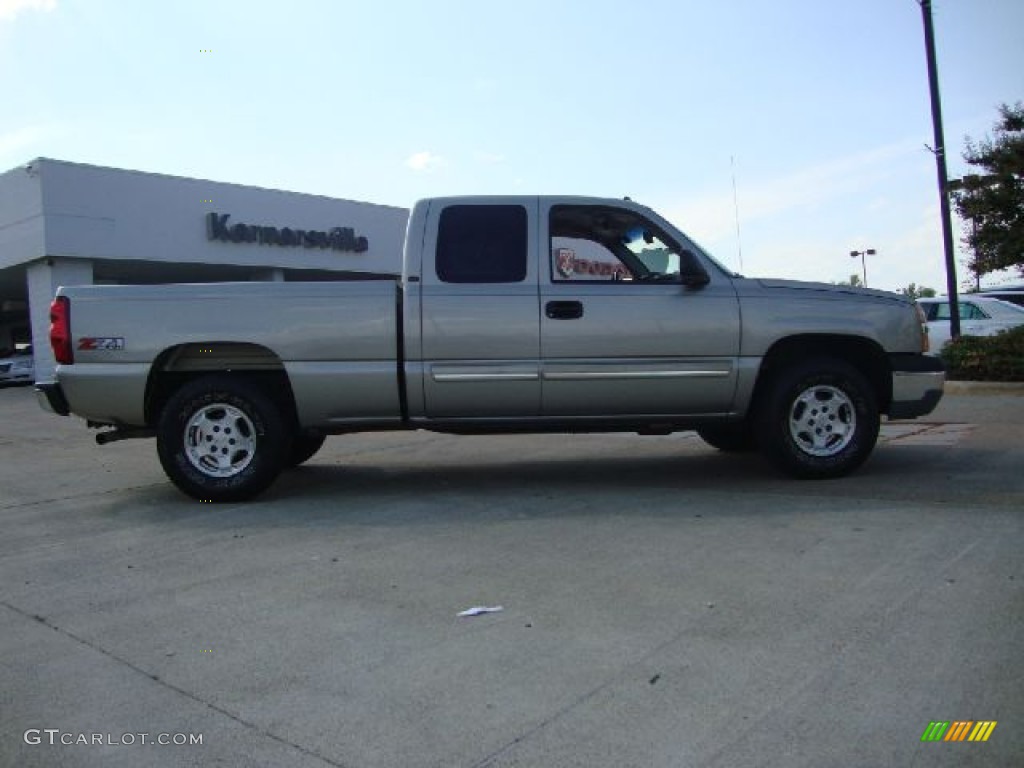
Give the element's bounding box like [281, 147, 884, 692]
[678, 250, 710, 288]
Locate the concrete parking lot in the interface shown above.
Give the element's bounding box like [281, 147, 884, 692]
[1, 383, 1021, 767]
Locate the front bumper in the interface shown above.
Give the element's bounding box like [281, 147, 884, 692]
[35, 381, 70, 416]
[888, 353, 945, 419]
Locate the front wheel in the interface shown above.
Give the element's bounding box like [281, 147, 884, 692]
[157, 376, 291, 502]
[757, 359, 879, 479]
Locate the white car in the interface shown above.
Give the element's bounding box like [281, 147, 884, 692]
[975, 289, 1024, 308]
[917, 297, 1024, 353]
[0, 346, 34, 386]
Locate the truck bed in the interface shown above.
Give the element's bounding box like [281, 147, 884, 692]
[53, 280, 403, 426]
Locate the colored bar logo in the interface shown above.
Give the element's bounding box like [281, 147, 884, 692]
[921, 721, 997, 742]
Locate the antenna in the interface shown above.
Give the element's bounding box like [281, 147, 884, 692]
[731, 155, 745, 272]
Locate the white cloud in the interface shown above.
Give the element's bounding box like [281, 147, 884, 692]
[0, 124, 55, 163]
[0, 0, 56, 22]
[472, 77, 498, 95]
[665, 140, 921, 246]
[405, 151, 444, 173]
[646, 137, 966, 289]
[473, 151, 505, 166]
[703, 201, 953, 292]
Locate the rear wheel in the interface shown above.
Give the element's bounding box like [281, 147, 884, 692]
[757, 358, 879, 478]
[157, 375, 291, 502]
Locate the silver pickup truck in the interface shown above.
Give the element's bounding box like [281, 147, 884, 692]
[38, 196, 944, 501]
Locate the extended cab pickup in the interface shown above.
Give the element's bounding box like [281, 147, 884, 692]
[38, 196, 944, 501]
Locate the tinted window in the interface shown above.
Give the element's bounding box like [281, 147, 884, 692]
[436, 205, 527, 284]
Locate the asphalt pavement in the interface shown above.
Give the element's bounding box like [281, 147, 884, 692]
[1, 384, 1021, 767]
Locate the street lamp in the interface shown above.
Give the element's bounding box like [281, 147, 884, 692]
[850, 248, 876, 287]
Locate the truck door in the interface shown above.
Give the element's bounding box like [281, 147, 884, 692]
[539, 201, 741, 417]
[418, 200, 541, 418]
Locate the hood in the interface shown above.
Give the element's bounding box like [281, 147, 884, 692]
[748, 278, 907, 303]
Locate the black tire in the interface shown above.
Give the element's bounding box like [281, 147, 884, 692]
[287, 433, 326, 468]
[757, 358, 879, 479]
[157, 375, 291, 502]
[697, 424, 757, 452]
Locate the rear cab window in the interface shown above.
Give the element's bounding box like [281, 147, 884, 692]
[436, 205, 528, 284]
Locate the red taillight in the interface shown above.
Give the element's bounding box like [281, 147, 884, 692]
[50, 296, 73, 365]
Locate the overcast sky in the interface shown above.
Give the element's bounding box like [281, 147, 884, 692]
[2, 0, 1022, 291]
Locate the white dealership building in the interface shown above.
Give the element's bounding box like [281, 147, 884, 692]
[0, 158, 409, 376]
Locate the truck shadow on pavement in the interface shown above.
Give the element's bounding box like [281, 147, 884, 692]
[272, 438, 961, 499]
[103, 437, 987, 532]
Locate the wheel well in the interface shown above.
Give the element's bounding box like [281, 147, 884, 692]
[752, 335, 892, 414]
[144, 342, 299, 427]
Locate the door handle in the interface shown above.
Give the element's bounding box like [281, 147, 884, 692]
[546, 300, 584, 320]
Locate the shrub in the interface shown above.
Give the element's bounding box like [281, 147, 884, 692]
[940, 326, 1024, 381]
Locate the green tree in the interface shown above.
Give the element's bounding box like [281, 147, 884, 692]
[952, 103, 1024, 277]
[836, 274, 863, 287]
[900, 283, 937, 300]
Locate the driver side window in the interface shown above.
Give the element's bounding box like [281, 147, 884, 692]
[549, 205, 682, 284]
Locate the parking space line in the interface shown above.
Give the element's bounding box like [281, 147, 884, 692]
[880, 422, 975, 446]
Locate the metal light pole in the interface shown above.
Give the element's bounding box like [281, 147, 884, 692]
[850, 248, 876, 287]
[918, 0, 961, 339]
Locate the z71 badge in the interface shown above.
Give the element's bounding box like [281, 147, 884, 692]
[77, 337, 125, 351]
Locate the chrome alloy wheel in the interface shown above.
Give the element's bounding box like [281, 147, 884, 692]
[183, 403, 257, 478]
[787, 384, 856, 458]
